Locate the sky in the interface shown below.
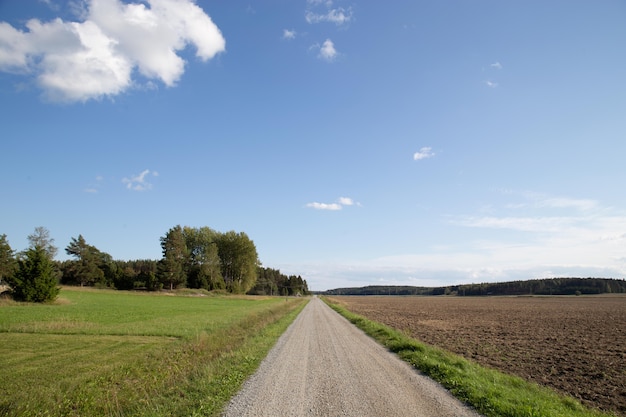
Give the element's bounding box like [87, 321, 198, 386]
[1, 0, 626, 291]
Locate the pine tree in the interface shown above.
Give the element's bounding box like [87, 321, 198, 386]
[0, 234, 16, 285]
[8, 246, 59, 302]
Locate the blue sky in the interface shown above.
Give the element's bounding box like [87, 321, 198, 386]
[2, 0, 626, 291]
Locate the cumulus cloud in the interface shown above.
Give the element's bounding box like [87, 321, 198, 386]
[307, 196, 360, 210]
[316, 39, 338, 61]
[122, 169, 158, 191]
[283, 29, 296, 39]
[413, 146, 435, 160]
[0, 0, 225, 102]
[337, 196, 354, 206]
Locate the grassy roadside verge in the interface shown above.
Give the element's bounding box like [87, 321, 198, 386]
[322, 297, 615, 417]
[0, 288, 308, 416]
[140, 296, 309, 416]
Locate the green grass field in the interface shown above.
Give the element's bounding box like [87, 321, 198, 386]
[0, 287, 307, 416]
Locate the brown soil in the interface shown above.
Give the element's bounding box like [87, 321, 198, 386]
[330, 295, 626, 416]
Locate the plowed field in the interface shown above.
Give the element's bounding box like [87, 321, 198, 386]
[330, 295, 626, 416]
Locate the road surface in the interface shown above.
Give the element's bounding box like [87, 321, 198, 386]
[223, 297, 482, 417]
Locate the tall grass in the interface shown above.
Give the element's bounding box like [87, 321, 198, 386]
[0, 287, 307, 416]
[323, 297, 616, 417]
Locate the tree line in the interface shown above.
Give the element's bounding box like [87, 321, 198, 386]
[323, 278, 626, 296]
[0, 226, 309, 302]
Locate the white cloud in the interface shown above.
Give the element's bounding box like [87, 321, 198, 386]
[503, 191, 599, 212]
[294, 191, 626, 290]
[306, 202, 343, 211]
[338, 196, 354, 206]
[305, 7, 352, 25]
[490, 61, 502, 70]
[283, 29, 296, 39]
[306, 196, 360, 211]
[317, 39, 338, 61]
[413, 146, 435, 160]
[0, 0, 225, 102]
[122, 169, 158, 191]
[451, 215, 578, 233]
[538, 197, 598, 211]
[307, 0, 333, 6]
[485, 80, 498, 88]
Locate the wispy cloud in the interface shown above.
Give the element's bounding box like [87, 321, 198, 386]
[299, 194, 626, 290]
[413, 146, 435, 160]
[483, 62, 502, 88]
[0, 0, 225, 102]
[305, 7, 353, 25]
[84, 175, 104, 194]
[306, 196, 360, 210]
[283, 29, 296, 40]
[503, 191, 599, 212]
[122, 169, 158, 191]
[537, 197, 598, 211]
[452, 192, 603, 233]
[451, 215, 578, 233]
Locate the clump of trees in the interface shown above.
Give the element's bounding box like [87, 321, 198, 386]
[0, 225, 308, 301]
[250, 267, 309, 296]
[157, 225, 259, 293]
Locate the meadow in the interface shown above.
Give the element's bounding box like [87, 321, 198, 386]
[328, 295, 625, 417]
[0, 287, 307, 416]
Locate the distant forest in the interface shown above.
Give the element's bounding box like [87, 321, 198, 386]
[323, 278, 626, 296]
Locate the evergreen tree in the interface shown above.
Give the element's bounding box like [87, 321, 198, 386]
[64, 235, 105, 286]
[0, 234, 16, 285]
[8, 246, 59, 302]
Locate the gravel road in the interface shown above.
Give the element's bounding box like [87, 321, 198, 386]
[222, 297, 482, 417]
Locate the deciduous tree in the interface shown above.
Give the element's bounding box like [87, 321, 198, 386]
[214, 231, 258, 293]
[158, 225, 188, 290]
[27, 226, 57, 260]
[183, 226, 224, 290]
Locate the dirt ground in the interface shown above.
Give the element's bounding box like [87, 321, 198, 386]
[330, 295, 626, 416]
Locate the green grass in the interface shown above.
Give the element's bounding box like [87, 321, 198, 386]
[323, 297, 616, 417]
[0, 287, 307, 416]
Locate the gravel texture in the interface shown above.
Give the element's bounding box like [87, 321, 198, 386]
[222, 297, 483, 417]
